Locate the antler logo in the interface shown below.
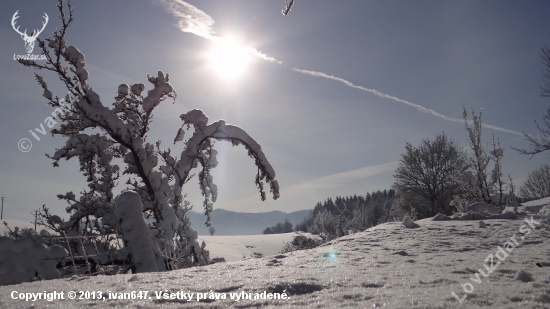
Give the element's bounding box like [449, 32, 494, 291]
[11, 11, 49, 54]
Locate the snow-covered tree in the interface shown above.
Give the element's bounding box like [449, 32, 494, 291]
[19, 0, 279, 271]
[309, 210, 340, 242]
[460, 107, 507, 208]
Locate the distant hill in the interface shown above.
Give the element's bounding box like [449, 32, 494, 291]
[187, 208, 312, 235]
[2, 210, 313, 236]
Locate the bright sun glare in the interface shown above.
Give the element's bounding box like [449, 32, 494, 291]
[210, 39, 250, 78]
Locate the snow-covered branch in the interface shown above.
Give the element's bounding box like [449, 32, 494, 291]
[17, 0, 280, 271]
[461, 107, 506, 209]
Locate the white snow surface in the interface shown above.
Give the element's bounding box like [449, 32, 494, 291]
[197, 233, 303, 262]
[465, 202, 501, 215]
[1, 201, 549, 308]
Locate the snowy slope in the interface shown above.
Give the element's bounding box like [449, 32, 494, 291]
[0, 203, 549, 308]
[520, 196, 550, 213]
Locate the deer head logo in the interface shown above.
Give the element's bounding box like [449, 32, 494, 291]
[11, 11, 49, 54]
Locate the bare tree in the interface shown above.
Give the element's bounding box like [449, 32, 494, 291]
[520, 164, 550, 201]
[393, 133, 469, 219]
[515, 108, 550, 157]
[515, 45, 550, 156]
[541, 45, 550, 97]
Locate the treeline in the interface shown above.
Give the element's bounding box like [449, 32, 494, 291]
[263, 219, 293, 234]
[265, 189, 395, 239]
[295, 190, 395, 240]
[309, 189, 395, 226]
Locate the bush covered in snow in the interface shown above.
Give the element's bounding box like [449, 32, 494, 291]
[15, 0, 279, 277]
[0, 236, 68, 286]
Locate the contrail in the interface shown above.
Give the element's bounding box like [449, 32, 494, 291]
[156, 0, 282, 64]
[156, 0, 524, 137]
[292, 69, 524, 137]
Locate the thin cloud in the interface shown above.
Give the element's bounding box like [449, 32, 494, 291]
[297, 161, 399, 189]
[156, 0, 216, 39]
[292, 69, 524, 137]
[156, 0, 282, 64]
[220, 162, 399, 212]
[156, 0, 522, 137]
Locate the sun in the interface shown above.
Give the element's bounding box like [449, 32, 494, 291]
[210, 39, 250, 78]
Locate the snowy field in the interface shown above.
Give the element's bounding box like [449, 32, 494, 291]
[0, 221, 301, 262]
[197, 233, 305, 262]
[0, 200, 549, 308]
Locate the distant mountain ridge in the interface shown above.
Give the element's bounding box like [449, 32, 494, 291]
[187, 208, 312, 235]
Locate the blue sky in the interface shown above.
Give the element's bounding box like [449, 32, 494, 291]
[1, 0, 550, 222]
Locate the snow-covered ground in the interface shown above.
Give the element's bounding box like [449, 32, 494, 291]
[197, 233, 303, 262]
[0, 200, 549, 308]
[0, 219, 298, 262]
